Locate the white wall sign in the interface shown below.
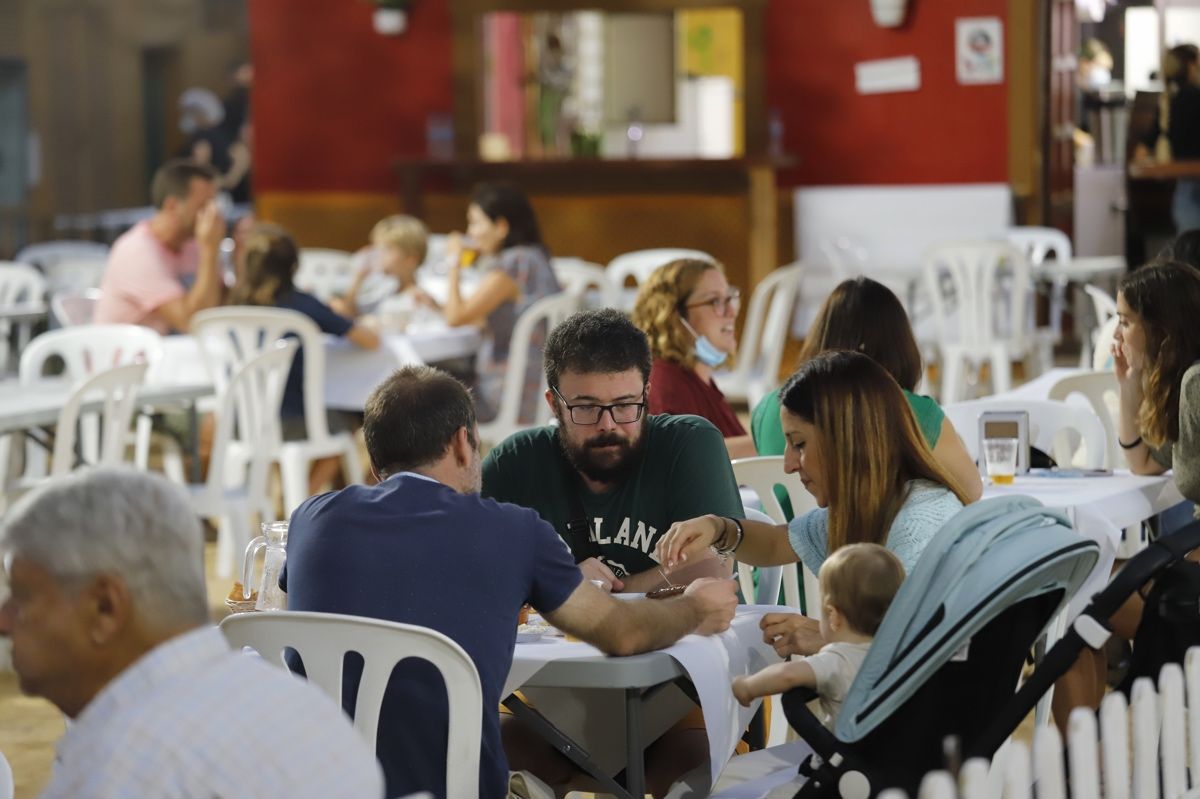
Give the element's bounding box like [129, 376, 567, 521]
[956, 17, 1004, 85]
[855, 56, 921, 95]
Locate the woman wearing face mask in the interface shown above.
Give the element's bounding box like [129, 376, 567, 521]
[631, 258, 756, 458]
[656, 350, 970, 656]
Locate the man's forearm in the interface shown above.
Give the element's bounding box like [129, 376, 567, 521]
[591, 596, 702, 657]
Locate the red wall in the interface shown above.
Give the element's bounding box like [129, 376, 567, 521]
[767, 0, 1009, 187]
[251, 0, 1008, 193]
[250, 0, 454, 193]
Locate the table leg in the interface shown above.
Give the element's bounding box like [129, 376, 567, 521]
[625, 687, 646, 799]
[187, 402, 201, 484]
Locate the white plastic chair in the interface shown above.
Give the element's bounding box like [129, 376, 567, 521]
[942, 398, 1108, 470]
[0, 262, 47, 372]
[296, 248, 355, 302]
[191, 340, 297, 577]
[923, 242, 1036, 403]
[421, 233, 449, 270]
[49, 362, 148, 478]
[14, 239, 109, 271]
[730, 455, 819, 616]
[50, 288, 102, 327]
[38, 257, 107, 295]
[1047, 371, 1120, 469]
[736, 508, 785, 605]
[0, 749, 11, 799]
[17, 325, 175, 477]
[603, 248, 715, 310]
[1084, 285, 1118, 370]
[191, 307, 364, 515]
[1006, 226, 1072, 372]
[477, 292, 580, 447]
[715, 262, 803, 407]
[551, 257, 607, 303]
[220, 610, 483, 799]
[1092, 314, 1118, 372]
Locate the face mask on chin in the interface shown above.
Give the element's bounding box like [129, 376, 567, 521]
[679, 317, 728, 368]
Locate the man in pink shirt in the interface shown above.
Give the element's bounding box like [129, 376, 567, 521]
[96, 160, 226, 333]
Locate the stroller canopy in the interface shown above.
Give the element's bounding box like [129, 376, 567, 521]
[836, 495, 1099, 743]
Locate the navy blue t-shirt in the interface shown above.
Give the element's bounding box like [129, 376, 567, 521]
[273, 289, 353, 418]
[282, 474, 583, 799]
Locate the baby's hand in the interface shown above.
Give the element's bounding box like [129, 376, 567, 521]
[731, 675, 755, 708]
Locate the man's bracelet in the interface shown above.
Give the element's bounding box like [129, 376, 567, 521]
[1119, 435, 1143, 450]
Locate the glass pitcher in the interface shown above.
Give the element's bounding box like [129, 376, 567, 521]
[243, 521, 288, 612]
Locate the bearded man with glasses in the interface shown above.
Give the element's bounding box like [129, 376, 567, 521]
[482, 309, 746, 795]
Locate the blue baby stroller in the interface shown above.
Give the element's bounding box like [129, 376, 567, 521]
[781, 495, 1100, 797]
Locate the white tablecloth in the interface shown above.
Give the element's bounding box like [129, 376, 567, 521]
[506, 606, 790, 789]
[983, 471, 1184, 616]
[153, 326, 480, 411]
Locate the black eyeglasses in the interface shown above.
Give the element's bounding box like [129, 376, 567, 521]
[552, 387, 647, 425]
[683, 288, 741, 315]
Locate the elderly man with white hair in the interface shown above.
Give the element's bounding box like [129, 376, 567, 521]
[0, 468, 383, 799]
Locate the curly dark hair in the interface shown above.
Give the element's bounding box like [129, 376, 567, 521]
[544, 309, 652, 389]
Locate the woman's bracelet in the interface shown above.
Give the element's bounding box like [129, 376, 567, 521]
[715, 516, 744, 556]
[1119, 435, 1143, 450]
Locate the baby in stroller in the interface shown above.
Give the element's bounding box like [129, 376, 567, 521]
[732, 544, 904, 727]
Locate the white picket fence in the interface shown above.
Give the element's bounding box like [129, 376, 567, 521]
[890, 647, 1200, 799]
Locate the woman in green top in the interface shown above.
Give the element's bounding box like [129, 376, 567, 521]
[752, 277, 982, 509]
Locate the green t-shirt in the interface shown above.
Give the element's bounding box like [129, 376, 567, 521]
[481, 414, 745, 579]
[749, 387, 946, 519]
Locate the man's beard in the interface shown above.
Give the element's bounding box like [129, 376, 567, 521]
[556, 416, 646, 485]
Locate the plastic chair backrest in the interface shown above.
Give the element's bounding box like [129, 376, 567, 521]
[220, 610, 483, 799]
[0, 749, 11, 799]
[942, 398, 1108, 469]
[50, 288, 103, 327]
[1092, 315, 1118, 371]
[1005, 227, 1073, 266]
[422, 233, 449, 269]
[51, 362, 148, 476]
[191, 306, 334, 442]
[737, 507, 784, 605]
[14, 240, 109, 271]
[551, 257, 607, 299]
[203, 340, 296, 503]
[1083, 284, 1117, 324]
[731, 455, 819, 613]
[19, 325, 163, 384]
[296, 248, 355, 302]
[40, 257, 107, 294]
[604, 248, 714, 308]
[727, 262, 804, 405]
[923, 242, 1031, 352]
[1047, 371, 1120, 469]
[0, 262, 46, 306]
[477, 292, 580, 445]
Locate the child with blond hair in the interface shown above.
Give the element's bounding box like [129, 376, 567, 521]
[333, 214, 429, 318]
[732, 543, 904, 727]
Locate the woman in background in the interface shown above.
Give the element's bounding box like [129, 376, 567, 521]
[632, 258, 756, 458]
[752, 277, 982, 507]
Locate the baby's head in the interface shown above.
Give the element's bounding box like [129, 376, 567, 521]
[818, 543, 905, 643]
[370, 215, 429, 282]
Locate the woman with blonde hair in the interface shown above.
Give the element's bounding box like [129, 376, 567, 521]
[753, 277, 982, 505]
[631, 258, 756, 457]
[656, 350, 970, 656]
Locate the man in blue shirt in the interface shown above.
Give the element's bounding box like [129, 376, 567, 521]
[283, 365, 738, 799]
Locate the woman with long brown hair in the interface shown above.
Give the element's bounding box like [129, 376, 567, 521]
[1113, 259, 1200, 502]
[656, 350, 970, 655]
[752, 277, 981, 504]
